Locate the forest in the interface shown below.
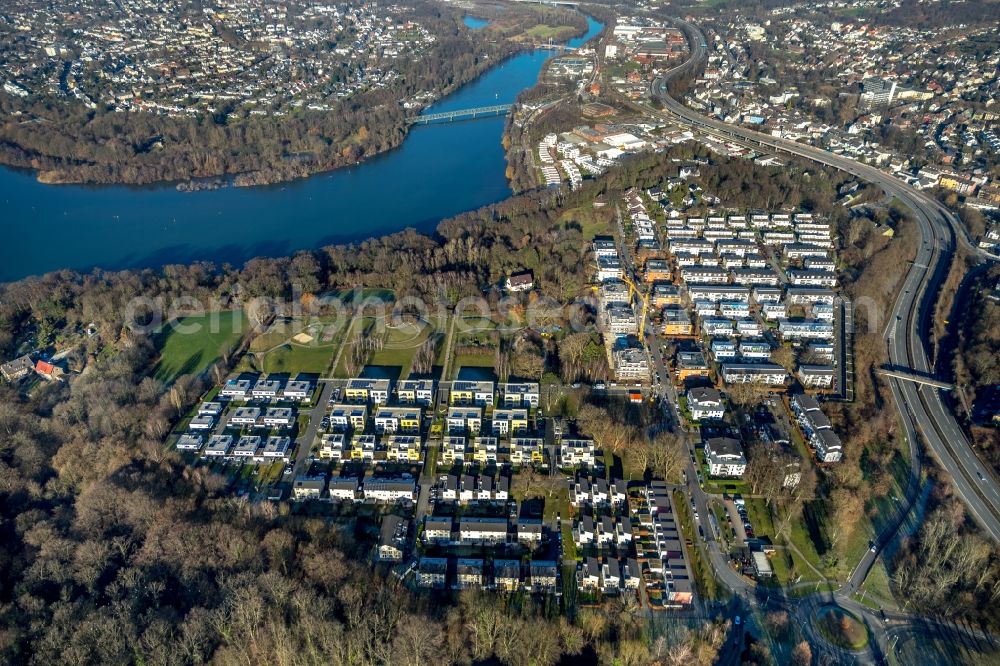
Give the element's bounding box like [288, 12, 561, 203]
[950, 261, 1000, 475]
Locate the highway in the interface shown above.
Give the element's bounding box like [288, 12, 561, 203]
[649, 18, 1000, 548]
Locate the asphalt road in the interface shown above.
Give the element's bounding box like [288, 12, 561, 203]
[651, 19, 1000, 548]
[291, 380, 336, 477]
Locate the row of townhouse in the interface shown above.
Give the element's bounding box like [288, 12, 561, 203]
[706, 337, 773, 363]
[396, 378, 435, 405]
[640, 482, 694, 606]
[662, 215, 831, 255]
[317, 433, 423, 463]
[730, 267, 781, 286]
[293, 475, 417, 502]
[680, 266, 729, 285]
[228, 406, 296, 429]
[791, 395, 844, 462]
[417, 557, 559, 592]
[578, 556, 642, 594]
[720, 363, 789, 387]
[787, 269, 837, 287]
[663, 211, 824, 233]
[697, 300, 749, 318]
[786, 287, 837, 305]
[511, 437, 546, 466]
[687, 284, 751, 303]
[687, 281, 792, 306]
[219, 373, 316, 402]
[441, 435, 501, 465]
[560, 438, 597, 467]
[700, 316, 765, 338]
[778, 320, 835, 341]
[373, 406, 422, 434]
[343, 378, 391, 404]
[354, 377, 521, 412]
[181, 433, 292, 462]
[447, 380, 540, 408]
[422, 516, 544, 547]
[569, 475, 627, 507]
[577, 514, 633, 548]
[671, 249, 773, 272]
[444, 407, 530, 437]
[437, 473, 510, 503]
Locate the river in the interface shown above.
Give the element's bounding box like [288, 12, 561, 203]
[0, 16, 602, 282]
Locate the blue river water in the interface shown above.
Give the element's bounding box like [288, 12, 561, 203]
[0, 16, 602, 282]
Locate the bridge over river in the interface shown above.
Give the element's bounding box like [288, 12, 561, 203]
[408, 103, 512, 124]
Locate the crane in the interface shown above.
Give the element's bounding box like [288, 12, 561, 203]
[619, 273, 651, 339]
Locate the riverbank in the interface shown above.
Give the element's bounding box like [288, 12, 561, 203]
[0, 15, 603, 282]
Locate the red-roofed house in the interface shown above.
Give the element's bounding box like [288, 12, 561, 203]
[34, 360, 63, 380]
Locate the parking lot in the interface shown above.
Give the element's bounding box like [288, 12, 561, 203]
[723, 497, 752, 545]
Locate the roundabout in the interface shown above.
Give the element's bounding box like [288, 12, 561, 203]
[814, 605, 871, 652]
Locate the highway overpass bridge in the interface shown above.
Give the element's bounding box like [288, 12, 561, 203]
[877, 367, 955, 390]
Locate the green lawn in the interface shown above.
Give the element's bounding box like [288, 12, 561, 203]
[745, 498, 775, 537]
[767, 548, 796, 586]
[543, 485, 570, 522]
[522, 24, 578, 41]
[258, 461, 285, 486]
[557, 203, 613, 241]
[562, 522, 578, 560]
[259, 343, 336, 375]
[858, 560, 895, 608]
[153, 311, 247, 383]
[785, 506, 826, 573]
[368, 318, 441, 379]
[249, 326, 293, 354]
[423, 446, 438, 480]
